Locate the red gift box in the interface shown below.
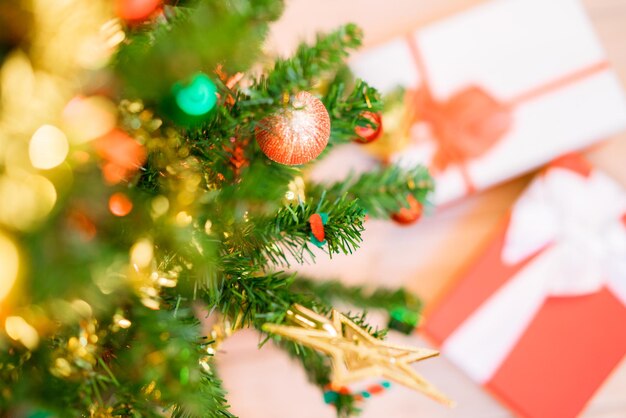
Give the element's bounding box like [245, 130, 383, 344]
[422, 154, 626, 418]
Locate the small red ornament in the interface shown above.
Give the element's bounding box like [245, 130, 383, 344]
[354, 111, 382, 144]
[309, 213, 326, 242]
[255, 91, 330, 165]
[115, 0, 162, 23]
[391, 195, 422, 225]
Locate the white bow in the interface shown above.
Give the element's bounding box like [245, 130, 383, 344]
[503, 168, 626, 295]
[442, 166, 626, 383]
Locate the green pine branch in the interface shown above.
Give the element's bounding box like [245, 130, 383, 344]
[1, 0, 438, 415]
[324, 75, 383, 148]
[309, 165, 434, 219]
[115, 0, 285, 101]
[256, 23, 363, 97]
[230, 195, 366, 267]
[293, 277, 422, 316]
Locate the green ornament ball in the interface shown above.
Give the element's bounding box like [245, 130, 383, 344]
[173, 72, 218, 116]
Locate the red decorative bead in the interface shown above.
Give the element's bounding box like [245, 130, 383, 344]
[391, 195, 422, 225]
[354, 111, 383, 144]
[367, 384, 384, 394]
[255, 92, 330, 165]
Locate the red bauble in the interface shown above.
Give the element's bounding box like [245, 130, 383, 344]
[115, 0, 162, 22]
[354, 111, 382, 144]
[255, 92, 330, 165]
[391, 195, 422, 225]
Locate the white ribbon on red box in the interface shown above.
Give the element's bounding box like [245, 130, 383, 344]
[442, 160, 626, 383]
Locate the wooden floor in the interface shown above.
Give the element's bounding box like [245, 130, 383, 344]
[218, 1, 626, 417]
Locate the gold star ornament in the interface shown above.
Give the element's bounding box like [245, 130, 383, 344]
[263, 304, 454, 406]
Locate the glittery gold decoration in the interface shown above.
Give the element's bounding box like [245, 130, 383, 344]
[89, 404, 115, 418]
[264, 305, 453, 406]
[50, 319, 100, 380]
[128, 261, 180, 310]
[255, 91, 330, 166]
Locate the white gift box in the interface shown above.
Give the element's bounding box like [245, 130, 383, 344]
[350, 0, 626, 204]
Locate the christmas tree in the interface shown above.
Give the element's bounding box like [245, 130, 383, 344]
[0, 1, 448, 416]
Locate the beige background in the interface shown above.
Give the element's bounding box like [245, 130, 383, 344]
[217, 1, 626, 417]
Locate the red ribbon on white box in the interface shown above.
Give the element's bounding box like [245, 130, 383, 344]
[442, 156, 626, 383]
[402, 35, 609, 194]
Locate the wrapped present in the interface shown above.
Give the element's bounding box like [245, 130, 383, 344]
[350, 0, 626, 204]
[421, 154, 626, 418]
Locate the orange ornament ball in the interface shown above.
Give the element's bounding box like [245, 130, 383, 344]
[354, 111, 383, 144]
[255, 91, 330, 166]
[391, 195, 422, 225]
[115, 0, 162, 22]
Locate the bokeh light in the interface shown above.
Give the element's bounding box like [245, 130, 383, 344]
[175, 211, 192, 226]
[93, 129, 147, 185]
[29, 125, 69, 169]
[62, 96, 117, 144]
[5, 316, 39, 350]
[0, 232, 19, 303]
[130, 239, 154, 269]
[0, 174, 57, 231]
[151, 195, 170, 218]
[109, 192, 133, 217]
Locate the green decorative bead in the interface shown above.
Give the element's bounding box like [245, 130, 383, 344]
[388, 307, 420, 335]
[309, 233, 326, 248]
[323, 390, 339, 404]
[174, 72, 218, 116]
